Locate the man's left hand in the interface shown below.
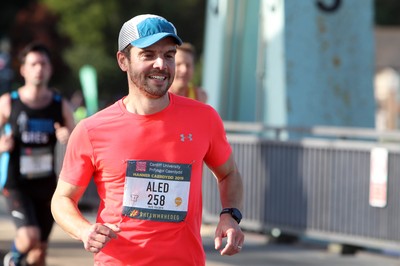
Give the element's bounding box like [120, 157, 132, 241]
[214, 214, 245, 256]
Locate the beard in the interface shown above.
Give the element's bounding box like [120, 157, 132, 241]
[129, 68, 173, 98]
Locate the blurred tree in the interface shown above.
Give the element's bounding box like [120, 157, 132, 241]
[10, 2, 70, 90]
[41, 0, 120, 105]
[41, 0, 206, 107]
[1, 0, 70, 94]
[0, 0, 30, 40]
[1, 0, 206, 105]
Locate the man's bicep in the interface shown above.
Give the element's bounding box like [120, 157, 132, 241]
[208, 154, 238, 182]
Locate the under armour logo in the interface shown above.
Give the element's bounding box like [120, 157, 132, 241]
[180, 134, 193, 142]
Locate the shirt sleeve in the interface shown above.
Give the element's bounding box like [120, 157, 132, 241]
[59, 120, 95, 187]
[203, 107, 232, 168]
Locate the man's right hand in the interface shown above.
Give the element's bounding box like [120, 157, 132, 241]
[81, 223, 121, 253]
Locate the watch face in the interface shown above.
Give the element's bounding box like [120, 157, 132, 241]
[232, 208, 242, 220]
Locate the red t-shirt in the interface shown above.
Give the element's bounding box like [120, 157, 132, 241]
[59, 93, 232, 266]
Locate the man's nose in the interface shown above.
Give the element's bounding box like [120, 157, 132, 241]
[154, 57, 167, 70]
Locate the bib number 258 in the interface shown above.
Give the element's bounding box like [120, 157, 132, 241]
[147, 194, 165, 206]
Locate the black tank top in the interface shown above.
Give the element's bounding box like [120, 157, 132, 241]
[5, 90, 64, 188]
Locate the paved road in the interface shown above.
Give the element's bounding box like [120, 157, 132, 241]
[1, 195, 400, 266]
[1, 216, 399, 266]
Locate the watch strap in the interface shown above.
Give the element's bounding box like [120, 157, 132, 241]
[220, 208, 242, 224]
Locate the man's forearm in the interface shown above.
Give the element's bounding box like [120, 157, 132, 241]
[218, 171, 244, 210]
[51, 193, 92, 241]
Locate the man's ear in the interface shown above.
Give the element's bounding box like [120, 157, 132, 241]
[20, 65, 26, 78]
[116, 51, 128, 72]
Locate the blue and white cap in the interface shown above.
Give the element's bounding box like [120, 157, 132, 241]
[118, 14, 183, 51]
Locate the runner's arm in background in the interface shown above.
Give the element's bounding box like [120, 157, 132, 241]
[54, 98, 75, 145]
[0, 93, 13, 153]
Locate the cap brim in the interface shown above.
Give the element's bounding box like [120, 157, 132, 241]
[131, 33, 183, 48]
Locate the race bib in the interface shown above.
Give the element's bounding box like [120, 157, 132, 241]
[122, 160, 192, 222]
[20, 147, 53, 179]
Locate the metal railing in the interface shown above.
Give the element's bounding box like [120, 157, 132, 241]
[202, 121, 400, 252]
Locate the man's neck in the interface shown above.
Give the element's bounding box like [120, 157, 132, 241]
[123, 92, 170, 115]
[18, 85, 52, 108]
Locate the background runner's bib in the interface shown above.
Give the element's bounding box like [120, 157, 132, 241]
[20, 147, 53, 178]
[122, 160, 192, 222]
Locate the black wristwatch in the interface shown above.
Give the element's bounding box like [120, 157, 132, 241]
[220, 208, 242, 224]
